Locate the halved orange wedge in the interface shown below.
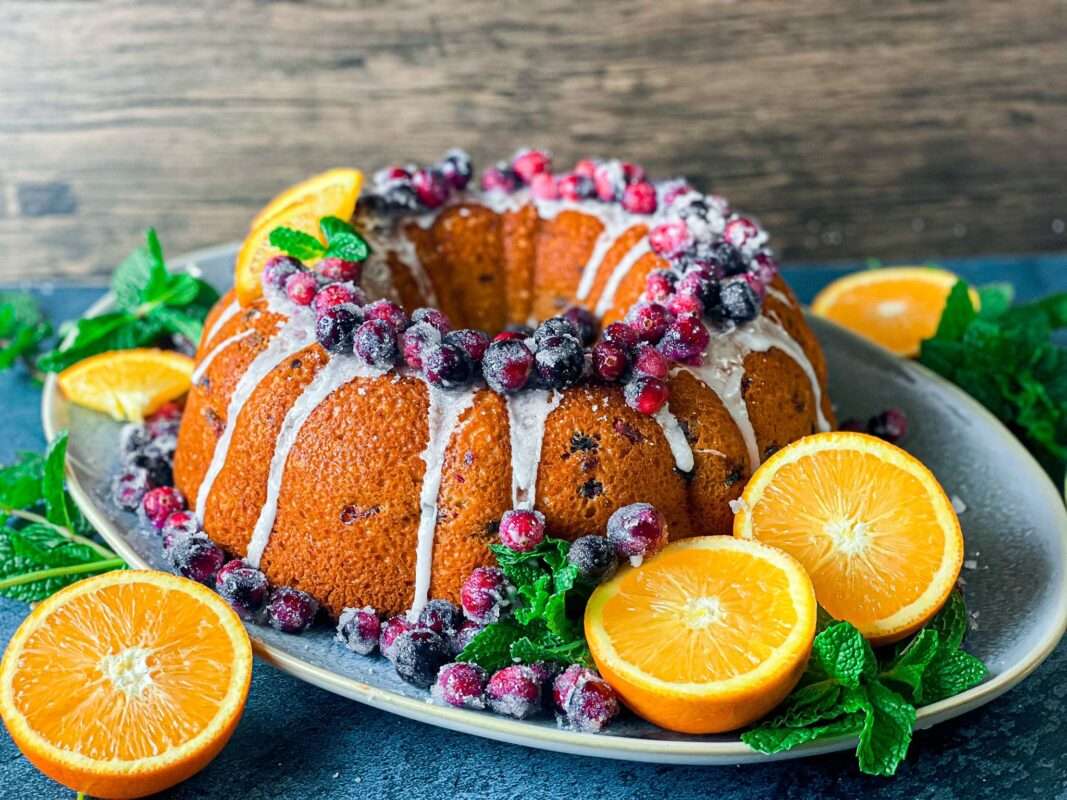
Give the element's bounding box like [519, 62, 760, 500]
[733, 431, 964, 645]
[236, 169, 363, 306]
[811, 267, 979, 357]
[58, 348, 194, 422]
[0, 570, 252, 799]
[585, 536, 816, 734]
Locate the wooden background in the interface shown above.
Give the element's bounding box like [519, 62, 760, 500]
[2, 0, 1066, 281]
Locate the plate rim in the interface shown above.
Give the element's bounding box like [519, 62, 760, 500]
[40, 245, 1067, 765]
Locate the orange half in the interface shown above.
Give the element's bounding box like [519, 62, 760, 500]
[58, 348, 194, 422]
[0, 570, 252, 799]
[585, 536, 816, 734]
[733, 431, 964, 645]
[811, 267, 979, 357]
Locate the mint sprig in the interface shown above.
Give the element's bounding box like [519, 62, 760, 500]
[457, 537, 594, 672]
[742, 593, 987, 776]
[37, 229, 220, 373]
[268, 216, 371, 263]
[0, 292, 51, 376]
[0, 432, 123, 601]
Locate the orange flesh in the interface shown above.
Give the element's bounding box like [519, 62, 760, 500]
[11, 581, 238, 761]
[599, 547, 798, 684]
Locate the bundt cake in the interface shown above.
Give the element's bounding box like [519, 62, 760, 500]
[174, 149, 834, 620]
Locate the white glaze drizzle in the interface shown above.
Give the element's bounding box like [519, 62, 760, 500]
[201, 299, 241, 347]
[191, 329, 255, 384]
[245, 356, 387, 568]
[594, 239, 651, 317]
[505, 389, 562, 509]
[766, 286, 794, 307]
[653, 405, 695, 473]
[409, 384, 477, 619]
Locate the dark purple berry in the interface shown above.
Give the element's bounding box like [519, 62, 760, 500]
[393, 628, 450, 688]
[266, 587, 319, 634]
[486, 665, 542, 719]
[482, 339, 534, 394]
[839, 418, 866, 433]
[120, 423, 151, 458]
[533, 335, 584, 389]
[364, 299, 409, 332]
[215, 561, 269, 619]
[657, 315, 710, 363]
[262, 256, 303, 290]
[592, 341, 629, 383]
[867, 408, 909, 443]
[607, 502, 667, 562]
[411, 307, 452, 335]
[424, 343, 474, 388]
[417, 599, 463, 637]
[336, 606, 381, 655]
[380, 615, 417, 661]
[534, 317, 578, 346]
[498, 509, 545, 552]
[400, 322, 442, 370]
[708, 241, 748, 277]
[439, 148, 473, 190]
[562, 307, 597, 346]
[112, 467, 151, 511]
[626, 302, 672, 343]
[363, 182, 420, 215]
[567, 535, 618, 582]
[449, 620, 482, 655]
[443, 329, 490, 363]
[460, 567, 511, 625]
[354, 319, 399, 368]
[718, 276, 761, 323]
[127, 449, 173, 490]
[142, 486, 185, 529]
[168, 535, 225, 586]
[315, 303, 362, 354]
[432, 662, 487, 709]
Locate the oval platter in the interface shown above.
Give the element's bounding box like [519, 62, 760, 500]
[41, 243, 1067, 765]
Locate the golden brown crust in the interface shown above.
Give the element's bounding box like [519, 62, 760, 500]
[432, 204, 506, 333]
[599, 251, 669, 326]
[531, 210, 604, 321]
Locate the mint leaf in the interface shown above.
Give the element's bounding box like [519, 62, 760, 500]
[150, 305, 205, 343]
[856, 681, 915, 777]
[742, 713, 865, 755]
[510, 631, 592, 667]
[514, 573, 552, 625]
[320, 216, 371, 262]
[880, 628, 940, 703]
[112, 233, 160, 311]
[929, 591, 968, 650]
[920, 648, 988, 705]
[42, 432, 73, 530]
[933, 280, 977, 341]
[0, 293, 51, 373]
[269, 227, 326, 261]
[457, 619, 523, 672]
[0, 452, 44, 511]
[977, 283, 1014, 320]
[809, 622, 877, 687]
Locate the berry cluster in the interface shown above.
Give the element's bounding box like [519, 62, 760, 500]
[360, 149, 473, 214]
[111, 402, 182, 512]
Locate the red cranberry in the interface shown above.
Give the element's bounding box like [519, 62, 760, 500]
[443, 329, 491, 362]
[142, 486, 185, 529]
[658, 315, 710, 363]
[393, 628, 450, 688]
[380, 615, 417, 661]
[602, 321, 638, 350]
[573, 159, 598, 178]
[411, 307, 452, 334]
[400, 322, 442, 370]
[592, 341, 629, 382]
[562, 306, 598, 346]
[460, 567, 511, 625]
[149, 402, 183, 423]
[622, 181, 657, 214]
[556, 172, 596, 201]
[482, 339, 534, 393]
[724, 216, 760, 248]
[285, 271, 319, 306]
[486, 665, 542, 719]
[168, 535, 225, 586]
[433, 662, 488, 709]
[418, 599, 463, 637]
[412, 168, 450, 209]
[318, 257, 362, 283]
[312, 282, 357, 314]
[112, 467, 151, 511]
[364, 299, 409, 332]
[492, 331, 526, 343]
[266, 587, 319, 634]
[423, 343, 474, 388]
[626, 302, 672, 343]
[439, 148, 473, 190]
[162, 510, 200, 541]
[624, 376, 670, 415]
[498, 509, 545, 552]
[752, 252, 779, 285]
[667, 293, 704, 318]
[606, 502, 667, 562]
[316, 303, 363, 354]
[661, 180, 693, 207]
[512, 149, 551, 183]
[481, 166, 519, 192]
[562, 671, 619, 732]
[593, 161, 626, 202]
[632, 343, 670, 380]
[263, 255, 304, 290]
[867, 408, 909, 443]
[552, 664, 594, 712]
[621, 162, 646, 184]
[644, 270, 676, 302]
[649, 221, 693, 258]
[336, 606, 381, 655]
[354, 319, 399, 368]
[677, 270, 719, 308]
[216, 561, 269, 619]
[529, 172, 559, 200]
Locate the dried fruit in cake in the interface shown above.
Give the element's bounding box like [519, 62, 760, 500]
[58, 348, 194, 423]
[811, 267, 980, 357]
[0, 570, 252, 799]
[585, 536, 816, 734]
[733, 431, 964, 645]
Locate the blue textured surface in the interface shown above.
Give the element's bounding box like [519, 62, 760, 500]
[0, 259, 1065, 799]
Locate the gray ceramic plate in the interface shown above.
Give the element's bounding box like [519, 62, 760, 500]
[41, 244, 1067, 765]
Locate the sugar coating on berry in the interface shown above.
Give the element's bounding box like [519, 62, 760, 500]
[460, 566, 511, 625]
[559, 670, 619, 732]
[412, 307, 452, 334]
[867, 408, 909, 443]
[312, 282, 358, 314]
[606, 502, 668, 565]
[486, 665, 543, 719]
[498, 509, 546, 552]
[168, 535, 225, 586]
[400, 322, 442, 370]
[658, 315, 710, 363]
[567, 535, 618, 583]
[112, 467, 151, 511]
[432, 662, 488, 709]
[380, 614, 417, 661]
[512, 149, 551, 183]
[529, 172, 559, 200]
[142, 486, 186, 529]
[162, 510, 201, 541]
[318, 257, 363, 283]
[622, 181, 657, 215]
[561, 307, 597, 346]
[602, 322, 638, 350]
[392, 628, 451, 688]
[266, 587, 319, 633]
[215, 561, 269, 619]
[263, 256, 303, 290]
[424, 342, 474, 388]
[418, 599, 463, 637]
[285, 271, 319, 306]
[482, 339, 534, 394]
[631, 343, 669, 380]
[412, 167, 449, 209]
[336, 606, 381, 656]
[533, 334, 584, 389]
[626, 303, 672, 344]
[552, 664, 596, 712]
[354, 319, 399, 368]
[592, 341, 629, 383]
[316, 303, 363, 354]
[364, 299, 409, 332]
[443, 329, 490, 363]
[449, 620, 483, 656]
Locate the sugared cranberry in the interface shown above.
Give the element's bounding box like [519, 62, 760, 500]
[552, 664, 593, 712]
[433, 662, 487, 708]
[354, 319, 399, 369]
[492, 331, 526, 343]
[162, 510, 200, 541]
[481, 165, 519, 193]
[534, 317, 579, 346]
[529, 172, 559, 200]
[560, 671, 619, 732]
[556, 172, 595, 201]
[318, 257, 363, 283]
[632, 342, 670, 380]
[412, 307, 452, 334]
[644, 270, 676, 302]
[486, 665, 543, 719]
[621, 161, 646, 184]
[708, 241, 748, 276]
[676, 270, 720, 310]
[658, 315, 710, 363]
[573, 159, 598, 178]
[533, 335, 585, 390]
[142, 486, 185, 529]
[380, 615, 417, 661]
[867, 408, 909, 444]
[498, 509, 545, 552]
[626, 302, 672, 343]
[285, 271, 319, 306]
[460, 566, 511, 625]
[562, 307, 597, 346]
[400, 322, 442, 370]
[363, 182, 420, 215]
[439, 148, 473, 190]
[667, 293, 704, 318]
[592, 341, 629, 382]
[607, 502, 667, 563]
[418, 599, 463, 637]
[336, 606, 381, 655]
[393, 628, 450, 688]
[512, 149, 551, 183]
[724, 216, 760, 248]
[216, 561, 269, 619]
[127, 447, 172, 490]
[443, 329, 490, 363]
[649, 220, 693, 258]
[839, 418, 866, 433]
[412, 167, 450, 209]
[149, 402, 183, 423]
[718, 277, 761, 323]
[602, 321, 638, 350]
[424, 343, 474, 388]
[593, 161, 625, 202]
[621, 181, 657, 215]
[482, 339, 534, 394]
[376, 165, 411, 183]
[449, 620, 483, 655]
[312, 282, 357, 314]
[266, 587, 319, 634]
[624, 376, 670, 415]
[364, 299, 409, 332]
[112, 467, 151, 512]
[751, 252, 779, 285]
[263, 256, 303, 290]
[567, 535, 618, 582]
[660, 179, 693, 207]
[168, 535, 225, 586]
[315, 303, 362, 354]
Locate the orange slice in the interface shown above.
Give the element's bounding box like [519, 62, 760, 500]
[811, 267, 980, 357]
[58, 348, 194, 422]
[585, 536, 816, 734]
[0, 570, 252, 799]
[733, 431, 964, 645]
[237, 169, 363, 306]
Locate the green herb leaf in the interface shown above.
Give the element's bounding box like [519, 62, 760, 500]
[320, 216, 371, 262]
[112, 231, 162, 311]
[855, 681, 915, 777]
[42, 432, 73, 530]
[920, 647, 988, 705]
[880, 628, 940, 703]
[742, 713, 865, 755]
[269, 227, 326, 261]
[0, 292, 51, 372]
[457, 619, 523, 672]
[0, 452, 45, 511]
[808, 621, 877, 687]
[933, 280, 978, 341]
[510, 630, 592, 667]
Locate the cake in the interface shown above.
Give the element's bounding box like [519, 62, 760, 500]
[173, 150, 834, 619]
